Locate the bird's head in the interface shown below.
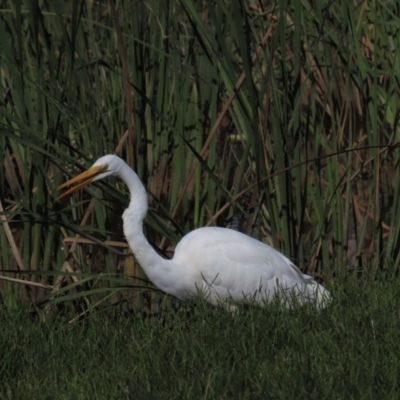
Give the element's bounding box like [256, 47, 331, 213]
[57, 154, 120, 199]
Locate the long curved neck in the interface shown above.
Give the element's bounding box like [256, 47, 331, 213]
[119, 163, 168, 282]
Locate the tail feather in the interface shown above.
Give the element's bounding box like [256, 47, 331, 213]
[306, 280, 331, 309]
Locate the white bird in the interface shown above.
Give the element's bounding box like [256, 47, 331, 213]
[58, 155, 330, 309]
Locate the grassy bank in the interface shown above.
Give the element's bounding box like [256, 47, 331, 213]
[1, 279, 400, 399]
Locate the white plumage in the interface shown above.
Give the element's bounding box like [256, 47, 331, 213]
[58, 155, 330, 308]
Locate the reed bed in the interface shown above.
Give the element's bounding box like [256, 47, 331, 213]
[1, 0, 399, 310]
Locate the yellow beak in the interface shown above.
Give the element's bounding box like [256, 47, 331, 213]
[57, 164, 108, 200]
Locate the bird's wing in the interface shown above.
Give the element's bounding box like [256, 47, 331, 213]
[173, 227, 309, 304]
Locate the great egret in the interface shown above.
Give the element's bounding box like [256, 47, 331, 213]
[58, 155, 330, 308]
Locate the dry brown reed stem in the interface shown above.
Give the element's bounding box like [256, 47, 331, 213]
[115, 129, 130, 155]
[0, 275, 52, 290]
[0, 198, 25, 273]
[62, 237, 129, 248]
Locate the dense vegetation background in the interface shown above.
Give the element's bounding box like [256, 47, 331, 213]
[1, 0, 400, 397]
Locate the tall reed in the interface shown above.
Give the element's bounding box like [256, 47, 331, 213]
[1, 0, 399, 312]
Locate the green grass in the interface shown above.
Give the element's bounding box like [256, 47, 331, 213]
[1, 280, 400, 399]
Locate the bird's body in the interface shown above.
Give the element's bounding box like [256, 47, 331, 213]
[153, 226, 327, 307]
[58, 155, 330, 308]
